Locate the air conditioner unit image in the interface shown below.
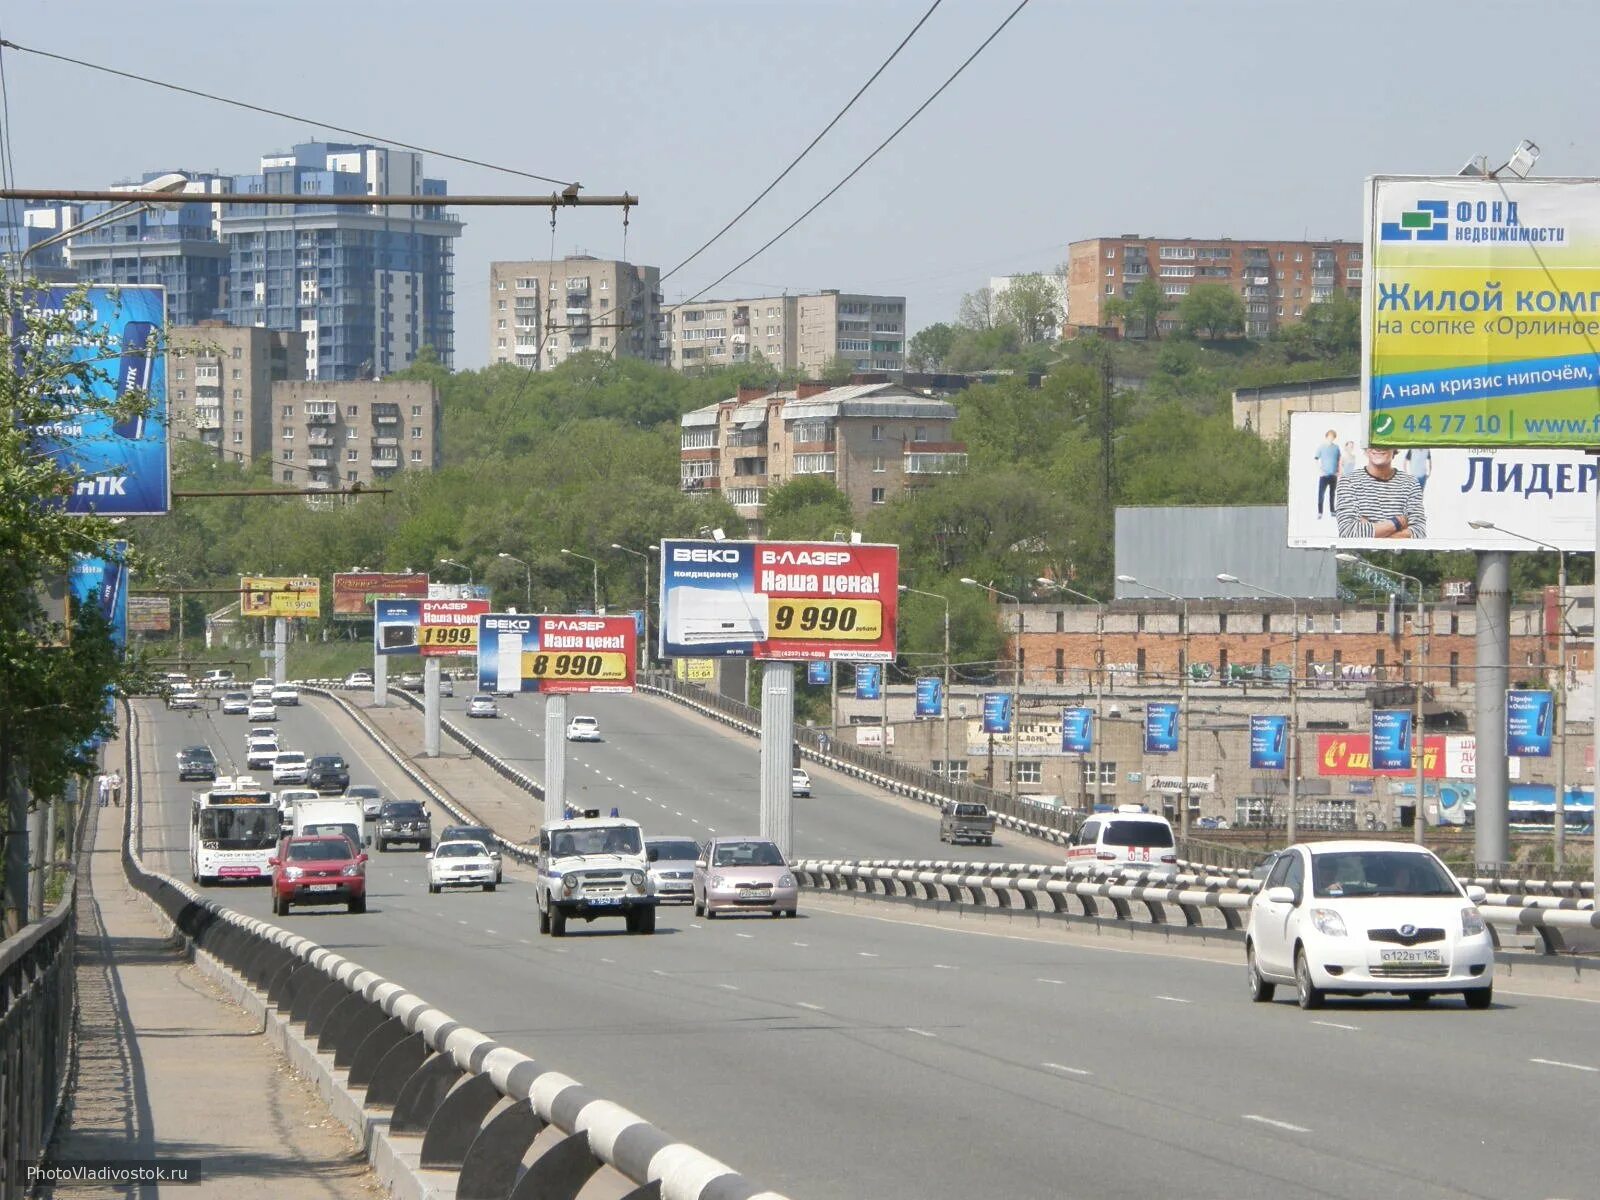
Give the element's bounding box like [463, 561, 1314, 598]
[666, 586, 769, 645]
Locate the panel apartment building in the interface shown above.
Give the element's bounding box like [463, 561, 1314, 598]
[1066, 236, 1362, 338]
[167, 323, 308, 466]
[668, 291, 906, 376]
[270, 380, 440, 491]
[487, 256, 664, 368]
[680, 380, 965, 529]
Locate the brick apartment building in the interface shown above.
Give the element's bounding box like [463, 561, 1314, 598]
[167, 322, 307, 467]
[270, 379, 440, 491]
[668, 291, 906, 375]
[1066, 235, 1362, 338]
[679, 379, 965, 529]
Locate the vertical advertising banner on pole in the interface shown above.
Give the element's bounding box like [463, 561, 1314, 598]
[16, 286, 170, 515]
[915, 677, 943, 717]
[1145, 702, 1179, 754]
[419, 599, 490, 656]
[69, 541, 129, 650]
[1061, 707, 1094, 754]
[854, 663, 882, 701]
[374, 600, 421, 655]
[981, 693, 1012, 735]
[1250, 715, 1289, 770]
[806, 661, 832, 686]
[657, 539, 899, 661]
[476, 614, 637, 694]
[1371, 709, 1414, 771]
[1506, 689, 1555, 757]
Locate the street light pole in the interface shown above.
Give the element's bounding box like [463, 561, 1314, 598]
[1039, 580, 1106, 811]
[1219, 573, 1299, 846]
[610, 543, 655, 676]
[497, 552, 532, 610]
[1118, 576, 1191, 837]
[560, 548, 600, 613]
[438, 557, 473, 585]
[901, 586, 953, 779]
[960, 579, 1022, 803]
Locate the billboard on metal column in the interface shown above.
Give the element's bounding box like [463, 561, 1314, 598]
[1286, 412, 1592, 551]
[374, 600, 421, 655]
[1061, 707, 1093, 754]
[69, 541, 129, 649]
[915, 677, 942, 717]
[1144, 702, 1179, 754]
[657, 539, 898, 661]
[1364, 176, 1600, 449]
[1370, 710, 1415, 771]
[476, 614, 637, 694]
[419, 599, 490, 656]
[806, 661, 833, 686]
[981, 693, 1012, 735]
[127, 595, 171, 633]
[1506, 689, 1555, 757]
[15, 285, 170, 515]
[854, 663, 882, 701]
[241, 576, 320, 619]
[332, 572, 429, 617]
[1250, 715, 1289, 770]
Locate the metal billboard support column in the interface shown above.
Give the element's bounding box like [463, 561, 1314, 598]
[373, 654, 388, 708]
[274, 617, 288, 685]
[545, 695, 568, 825]
[1474, 551, 1511, 868]
[28, 802, 45, 920]
[423, 658, 441, 759]
[761, 662, 795, 859]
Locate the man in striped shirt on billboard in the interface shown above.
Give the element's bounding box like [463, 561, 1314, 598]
[1336, 446, 1427, 540]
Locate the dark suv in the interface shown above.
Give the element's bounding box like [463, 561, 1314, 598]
[306, 755, 350, 794]
[176, 745, 218, 782]
[376, 800, 432, 852]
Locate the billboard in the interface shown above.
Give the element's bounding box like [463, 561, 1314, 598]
[1506, 689, 1555, 757]
[1287, 411, 1592, 551]
[981, 693, 1012, 735]
[915, 677, 942, 717]
[428, 582, 491, 601]
[69, 541, 128, 649]
[675, 658, 715, 682]
[1365, 176, 1600, 449]
[374, 599, 420, 655]
[1316, 733, 1445, 778]
[127, 595, 171, 633]
[657, 539, 899, 661]
[855, 663, 882, 701]
[1061, 707, 1093, 754]
[332, 572, 429, 617]
[476, 614, 637, 694]
[1250, 715, 1288, 770]
[806, 661, 832, 686]
[420, 598, 490, 657]
[16, 285, 170, 515]
[1145, 702, 1179, 754]
[241, 576, 320, 619]
[1371, 709, 1413, 770]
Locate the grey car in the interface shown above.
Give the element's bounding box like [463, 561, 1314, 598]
[645, 836, 701, 904]
[346, 785, 385, 821]
[376, 800, 432, 851]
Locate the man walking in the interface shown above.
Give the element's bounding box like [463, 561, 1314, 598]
[1314, 429, 1341, 517]
[96, 772, 110, 809]
[108, 770, 123, 808]
[1337, 446, 1427, 540]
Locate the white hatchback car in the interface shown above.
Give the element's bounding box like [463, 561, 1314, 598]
[565, 715, 601, 742]
[427, 840, 498, 893]
[1245, 841, 1494, 1010]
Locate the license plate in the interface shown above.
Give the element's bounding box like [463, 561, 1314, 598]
[307, 884, 339, 893]
[1379, 947, 1442, 964]
[587, 896, 621, 906]
[741, 889, 772, 901]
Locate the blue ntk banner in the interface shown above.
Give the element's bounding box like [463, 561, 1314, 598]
[1145, 701, 1179, 754]
[1250, 714, 1289, 770]
[1506, 689, 1554, 757]
[807, 661, 832, 686]
[855, 663, 882, 701]
[915, 677, 942, 717]
[982, 692, 1012, 735]
[1061, 707, 1093, 754]
[1371, 709, 1414, 771]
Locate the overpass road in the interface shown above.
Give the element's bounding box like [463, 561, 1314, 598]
[140, 696, 1600, 1200]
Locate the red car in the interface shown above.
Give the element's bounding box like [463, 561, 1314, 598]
[270, 834, 368, 915]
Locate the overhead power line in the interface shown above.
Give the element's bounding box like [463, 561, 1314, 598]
[660, 0, 944, 284]
[0, 38, 577, 189]
[670, 0, 1033, 313]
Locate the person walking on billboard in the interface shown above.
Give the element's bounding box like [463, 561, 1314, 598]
[1337, 446, 1427, 539]
[1314, 429, 1342, 516]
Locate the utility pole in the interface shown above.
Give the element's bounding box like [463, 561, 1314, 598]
[1119, 575, 1191, 837]
[1219, 574, 1299, 846]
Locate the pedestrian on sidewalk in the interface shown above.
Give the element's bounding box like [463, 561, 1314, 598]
[108, 770, 123, 807]
[96, 772, 110, 808]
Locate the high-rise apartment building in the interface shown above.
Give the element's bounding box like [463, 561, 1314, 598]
[226, 143, 461, 380]
[680, 379, 964, 529]
[68, 173, 233, 325]
[167, 323, 307, 466]
[667, 291, 906, 376]
[1066, 236, 1362, 338]
[487, 256, 664, 368]
[270, 380, 440, 491]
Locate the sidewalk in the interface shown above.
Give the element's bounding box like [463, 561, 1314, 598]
[42, 729, 379, 1199]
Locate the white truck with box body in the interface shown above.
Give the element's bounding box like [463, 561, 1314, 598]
[290, 797, 369, 853]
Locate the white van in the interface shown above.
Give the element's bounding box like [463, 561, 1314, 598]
[1065, 806, 1178, 876]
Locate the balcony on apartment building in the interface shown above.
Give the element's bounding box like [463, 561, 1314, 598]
[792, 453, 836, 476]
[193, 406, 222, 431]
[903, 448, 968, 475]
[725, 428, 766, 449]
[307, 429, 335, 448]
[371, 436, 400, 449]
[306, 403, 337, 425]
[305, 475, 334, 491]
[307, 453, 332, 469]
[373, 408, 400, 425]
[726, 486, 765, 509]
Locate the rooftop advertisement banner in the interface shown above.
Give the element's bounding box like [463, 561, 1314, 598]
[1364, 176, 1600, 449]
[332, 572, 429, 617]
[658, 539, 899, 662]
[1286, 411, 1593, 551]
[241, 576, 320, 619]
[15, 285, 170, 515]
[475, 613, 637, 694]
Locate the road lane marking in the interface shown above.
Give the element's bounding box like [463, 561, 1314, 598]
[1036, 978, 1066, 985]
[1155, 995, 1191, 1004]
[736, 932, 753, 939]
[1312, 1020, 1360, 1031]
[601, 957, 615, 964]
[518, 939, 532, 945]
[906, 1027, 936, 1038]
[485, 929, 498, 936]
[933, 963, 956, 970]
[792, 941, 808, 947]
[1043, 1062, 1091, 1076]
[717, 983, 739, 991]
[1531, 1058, 1598, 1072]
[1243, 1115, 1310, 1133]
[858, 952, 878, 958]
[797, 1002, 825, 1011]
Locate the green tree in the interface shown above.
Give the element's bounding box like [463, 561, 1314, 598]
[819, 355, 858, 384]
[762, 477, 854, 541]
[995, 274, 1063, 343]
[1116, 278, 1173, 340]
[1175, 284, 1246, 340]
[907, 323, 959, 371]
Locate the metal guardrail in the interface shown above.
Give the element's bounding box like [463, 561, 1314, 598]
[121, 699, 789, 1200]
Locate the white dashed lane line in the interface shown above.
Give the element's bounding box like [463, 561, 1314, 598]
[1243, 1115, 1310, 1133]
[717, 983, 740, 992]
[906, 1028, 936, 1038]
[1043, 1062, 1091, 1077]
[1312, 1020, 1360, 1032]
[932, 963, 956, 970]
[1155, 995, 1191, 1004]
[858, 952, 878, 958]
[797, 1002, 825, 1012]
[1531, 1058, 1598, 1072]
[1036, 978, 1066, 986]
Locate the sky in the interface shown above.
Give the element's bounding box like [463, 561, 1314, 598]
[4, 0, 1599, 370]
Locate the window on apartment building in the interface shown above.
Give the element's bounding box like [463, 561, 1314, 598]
[600, 337, 609, 347]
[411, 405, 422, 416]
[1260, 613, 1270, 634]
[283, 470, 294, 483]
[913, 426, 927, 443]
[281, 429, 294, 441]
[346, 429, 358, 441]
[496, 280, 506, 290]
[231, 347, 242, 359]
[498, 338, 507, 348]
[347, 449, 358, 461]
[176, 390, 186, 401]
[935, 761, 971, 782]
[282, 449, 294, 461]
[1449, 651, 1460, 686]
[1218, 647, 1229, 677]
[1376, 648, 1386, 675]
[1106, 267, 1115, 277]
[411, 450, 423, 463]
[232, 409, 243, 422]
[871, 424, 885, 441]
[1105, 248, 1116, 259]
[1376, 608, 1386, 633]
[347, 471, 358, 482]
[872, 456, 886, 473]
[1260, 648, 1271, 672]
[176, 369, 187, 381]
[1276, 251, 1285, 261]
[280, 405, 293, 418]
[870, 487, 887, 505]
[232, 431, 243, 445]
[233, 389, 243, 400]
[1105, 284, 1115, 295]
[411, 426, 422, 439]
[231, 368, 242, 380]
[1006, 762, 1043, 785]
[497, 320, 507, 329]
[347, 405, 358, 416]
[1333, 615, 1343, 633]
[1136, 648, 1146, 681]
[497, 300, 506, 310]
[1450, 613, 1460, 634]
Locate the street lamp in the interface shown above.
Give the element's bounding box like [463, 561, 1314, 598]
[1337, 552, 1427, 843]
[1469, 519, 1569, 870]
[561, 548, 600, 613]
[1219, 572, 1300, 846]
[438, 557, 473, 585]
[18, 173, 191, 271]
[1117, 574, 1192, 839]
[961, 578, 1022, 803]
[1038, 579, 1107, 810]
[610, 543, 656, 674]
[900, 585, 953, 780]
[497, 552, 532, 611]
